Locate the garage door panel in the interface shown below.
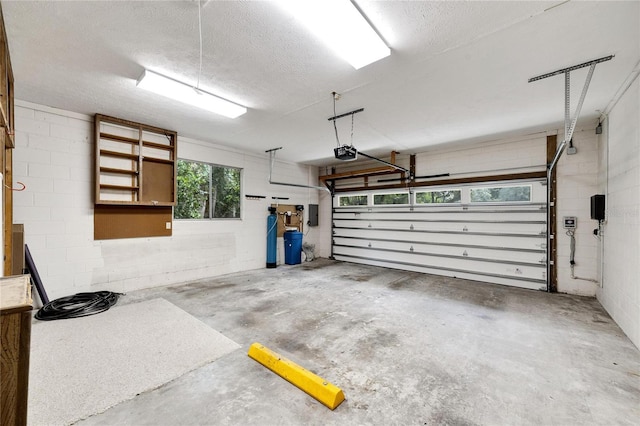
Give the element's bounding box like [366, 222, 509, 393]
[333, 255, 546, 291]
[332, 180, 548, 290]
[332, 237, 545, 263]
[334, 219, 545, 235]
[334, 210, 546, 223]
[332, 246, 545, 281]
[333, 228, 546, 251]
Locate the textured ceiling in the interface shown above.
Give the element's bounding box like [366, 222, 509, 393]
[3, 1, 639, 166]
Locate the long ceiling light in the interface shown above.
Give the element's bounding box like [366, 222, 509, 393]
[277, 0, 390, 69]
[136, 69, 247, 119]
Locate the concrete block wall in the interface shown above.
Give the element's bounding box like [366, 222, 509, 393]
[597, 76, 640, 349]
[413, 134, 547, 178]
[13, 100, 321, 302]
[555, 129, 601, 296]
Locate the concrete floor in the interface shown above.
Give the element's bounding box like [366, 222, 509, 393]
[79, 259, 639, 425]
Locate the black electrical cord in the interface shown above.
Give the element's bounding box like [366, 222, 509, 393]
[35, 291, 123, 321]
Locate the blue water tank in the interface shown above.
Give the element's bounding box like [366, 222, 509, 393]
[266, 213, 277, 268]
[283, 231, 303, 265]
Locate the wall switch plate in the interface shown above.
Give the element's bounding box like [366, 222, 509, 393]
[166, 222, 172, 230]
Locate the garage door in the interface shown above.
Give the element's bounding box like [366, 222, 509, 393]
[332, 180, 548, 291]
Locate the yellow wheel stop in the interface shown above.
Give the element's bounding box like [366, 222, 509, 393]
[247, 342, 345, 410]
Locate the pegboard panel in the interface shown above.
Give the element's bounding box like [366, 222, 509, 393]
[271, 204, 303, 237]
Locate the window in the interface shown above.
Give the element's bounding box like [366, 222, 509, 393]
[416, 189, 461, 204]
[373, 192, 409, 205]
[175, 159, 241, 219]
[339, 195, 368, 206]
[470, 185, 531, 203]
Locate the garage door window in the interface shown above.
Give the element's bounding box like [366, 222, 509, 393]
[416, 189, 461, 204]
[339, 195, 368, 206]
[470, 184, 531, 203]
[373, 193, 409, 205]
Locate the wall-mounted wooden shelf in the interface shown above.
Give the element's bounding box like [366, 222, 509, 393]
[143, 156, 174, 165]
[99, 167, 138, 176]
[99, 184, 139, 191]
[95, 114, 177, 206]
[99, 149, 140, 160]
[143, 141, 174, 150]
[99, 132, 138, 145]
[94, 114, 178, 240]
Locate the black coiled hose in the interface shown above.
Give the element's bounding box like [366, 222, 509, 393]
[35, 291, 123, 321]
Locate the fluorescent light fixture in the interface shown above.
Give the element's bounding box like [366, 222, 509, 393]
[277, 0, 390, 69]
[136, 69, 247, 119]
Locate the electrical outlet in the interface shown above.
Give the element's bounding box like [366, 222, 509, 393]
[165, 222, 172, 230]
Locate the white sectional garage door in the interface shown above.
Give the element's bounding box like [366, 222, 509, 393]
[332, 180, 548, 291]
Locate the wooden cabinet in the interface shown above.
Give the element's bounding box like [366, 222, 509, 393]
[0, 275, 32, 426]
[95, 114, 177, 206]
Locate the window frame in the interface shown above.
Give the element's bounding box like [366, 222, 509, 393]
[372, 191, 410, 206]
[415, 188, 462, 205]
[337, 194, 369, 207]
[174, 158, 243, 220]
[469, 183, 533, 204]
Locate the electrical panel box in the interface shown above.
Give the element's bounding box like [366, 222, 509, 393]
[591, 194, 605, 221]
[308, 204, 319, 227]
[563, 216, 577, 229]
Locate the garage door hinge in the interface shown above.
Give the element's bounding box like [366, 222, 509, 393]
[410, 224, 414, 230]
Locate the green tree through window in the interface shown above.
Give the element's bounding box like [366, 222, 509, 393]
[416, 190, 461, 204]
[339, 195, 368, 206]
[175, 160, 241, 219]
[470, 185, 531, 203]
[374, 193, 409, 205]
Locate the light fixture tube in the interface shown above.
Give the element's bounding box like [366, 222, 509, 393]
[136, 69, 247, 119]
[277, 0, 390, 69]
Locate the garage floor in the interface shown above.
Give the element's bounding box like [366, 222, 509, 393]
[79, 259, 639, 425]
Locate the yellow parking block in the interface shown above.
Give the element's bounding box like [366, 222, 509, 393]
[247, 342, 345, 410]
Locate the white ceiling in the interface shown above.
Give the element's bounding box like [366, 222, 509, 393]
[3, 1, 639, 166]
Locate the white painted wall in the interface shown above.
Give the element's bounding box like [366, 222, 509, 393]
[555, 129, 601, 295]
[597, 76, 640, 349]
[413, 134, 547, 178]
[13, 100, 322, 303]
